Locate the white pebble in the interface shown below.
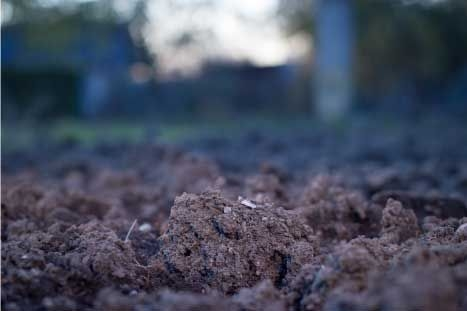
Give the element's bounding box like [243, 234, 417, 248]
[240, 199, 257, 209]
[138, 223, 152, 232]
[455, 223, 467, 240]
[224, 206, 232, 213]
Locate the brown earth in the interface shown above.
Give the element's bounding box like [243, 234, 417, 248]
[2, 123, 467, 310]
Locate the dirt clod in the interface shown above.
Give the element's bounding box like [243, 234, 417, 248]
[152, 191, 316, 294]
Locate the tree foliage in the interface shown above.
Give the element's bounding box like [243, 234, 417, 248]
[279, 0, 467, 92]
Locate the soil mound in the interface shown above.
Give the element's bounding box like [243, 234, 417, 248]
[3, 124, 467, 310]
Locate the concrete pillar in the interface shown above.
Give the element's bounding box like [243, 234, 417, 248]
[313, 0, 355, 122]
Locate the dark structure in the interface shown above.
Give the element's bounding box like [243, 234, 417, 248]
[2, 21, 154, 119]
[155, 62, 300, 119]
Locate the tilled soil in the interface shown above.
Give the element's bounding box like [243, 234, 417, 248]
[2, 121, 467, 310]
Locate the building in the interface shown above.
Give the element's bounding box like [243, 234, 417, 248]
[2, 20, 154, 119]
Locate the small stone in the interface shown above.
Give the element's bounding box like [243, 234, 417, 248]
[138, 223, 152, 232]
[240, 199, 257, 209]
[455, 223, 467, 240]
[42, 298, 54, 308]
[224, 206, 232, 213]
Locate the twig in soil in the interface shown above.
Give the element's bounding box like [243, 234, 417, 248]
[124, 219, 138, 243]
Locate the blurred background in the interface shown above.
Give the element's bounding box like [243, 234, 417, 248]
[2, 0, 467, 149]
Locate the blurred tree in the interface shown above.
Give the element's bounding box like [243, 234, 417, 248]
[1, 0, 152, 120]
[279, 0, 467, 113]
[356, 1, 467, 96]
[2, 0, 148, 45]
[278, 0, 315, 35]
[2, 0, 149, 58]
[3, 0, 130, 24]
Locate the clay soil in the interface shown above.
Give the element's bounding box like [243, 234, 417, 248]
[2, 121, 467, 310]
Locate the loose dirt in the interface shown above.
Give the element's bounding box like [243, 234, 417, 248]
[2, 122, 467, 310]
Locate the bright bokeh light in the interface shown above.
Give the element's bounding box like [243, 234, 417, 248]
[144, 0, 310, 77]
